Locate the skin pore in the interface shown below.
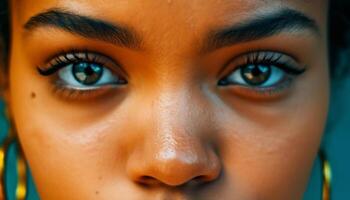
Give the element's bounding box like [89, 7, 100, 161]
[4, 0, 329, 199]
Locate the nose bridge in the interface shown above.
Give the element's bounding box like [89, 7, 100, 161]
[152, 86, 211, 170]
[152, 84, 210, 156]
[127, 85, 221, 186]
[155, 85, 198, 138]
[154, 89, 205, 167]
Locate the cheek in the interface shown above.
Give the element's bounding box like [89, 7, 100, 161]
[215, 66, 329, 199]
[8, 55, 121, 198]
[218, 118, 325, 199]
[11, 103, 131, 199]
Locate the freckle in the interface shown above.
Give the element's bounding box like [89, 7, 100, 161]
[95, 191, 99, 195]
[30, 92, 36, 99]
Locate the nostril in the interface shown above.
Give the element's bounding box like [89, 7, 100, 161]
[185, 174, 217, 188]
[137, 176, 161, 186]
[193, 175, 210, 183]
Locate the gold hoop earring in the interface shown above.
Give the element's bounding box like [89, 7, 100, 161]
[16, 145, 27, 200]
[0, 144, 4, 199]
[320, 150, 332, 200]
[1, 136, 27, 200]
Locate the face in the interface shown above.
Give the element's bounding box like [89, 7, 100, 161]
[7, 0, 329, 199]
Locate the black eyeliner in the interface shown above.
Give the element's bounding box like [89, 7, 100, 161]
[37, 51, 100, 76]
[37, 62, 67, 76]
[278, 64, 306, 75]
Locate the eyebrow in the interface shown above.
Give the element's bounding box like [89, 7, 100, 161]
[201, 8, 320, 53]
[24, 9, 142, 49]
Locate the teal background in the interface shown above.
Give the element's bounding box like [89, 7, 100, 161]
[0, 75, 349, 199]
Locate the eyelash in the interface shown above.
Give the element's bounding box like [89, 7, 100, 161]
[218, 51, 306, 98]
[38, 50, 104, 74]
[37, 50, 126, 100]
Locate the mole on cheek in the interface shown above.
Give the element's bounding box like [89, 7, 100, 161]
[30, 92, 36, 99]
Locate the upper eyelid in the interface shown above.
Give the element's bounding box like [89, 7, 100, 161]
[44, 51, 111, 67]
[38, 50, 129, 78]
[229, 51, 300, 68]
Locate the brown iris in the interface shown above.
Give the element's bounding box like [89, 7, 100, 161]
[241, 64, 271, 86]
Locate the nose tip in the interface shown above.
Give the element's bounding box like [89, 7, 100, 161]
[127, 146, 221, 187]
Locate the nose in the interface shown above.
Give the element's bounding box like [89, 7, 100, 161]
[126, 89, 221, 187]
[127, 142, 221, 187]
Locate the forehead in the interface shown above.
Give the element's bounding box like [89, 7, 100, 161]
[14, 0, 328, 27]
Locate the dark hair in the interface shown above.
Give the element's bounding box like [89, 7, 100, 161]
[0, 0, 8, 91]
[0, 1, 349, 77]
[0, 0, 8, 65]
[329, 1, 350, 77]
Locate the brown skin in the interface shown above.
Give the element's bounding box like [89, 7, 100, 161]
[3, 0, 329, 199]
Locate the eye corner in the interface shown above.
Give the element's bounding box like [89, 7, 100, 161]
[217, 78, 230, 86]
[36, 65, 57, 76]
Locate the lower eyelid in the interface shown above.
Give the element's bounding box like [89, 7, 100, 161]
[220, 76, 294, 100]
[51, 84, 123, 101]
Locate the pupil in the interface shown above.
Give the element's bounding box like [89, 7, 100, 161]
[241, 64, 271, 85]
[84, 66, 94, 75]
[73, 62, 103, 85]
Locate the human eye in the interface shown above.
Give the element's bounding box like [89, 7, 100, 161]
[37, 51, 127, 100]
[217, 51, 306, 99]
